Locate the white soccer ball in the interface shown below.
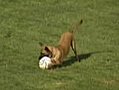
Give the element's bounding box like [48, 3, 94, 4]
[39, 56, 52, 69]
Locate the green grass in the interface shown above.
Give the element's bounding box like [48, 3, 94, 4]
[0, 0, 119, 90]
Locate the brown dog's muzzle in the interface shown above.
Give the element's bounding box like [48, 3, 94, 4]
[38, 52, 52, 60]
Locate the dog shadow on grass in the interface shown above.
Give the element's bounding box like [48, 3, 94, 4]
[58, 51, 112, 68]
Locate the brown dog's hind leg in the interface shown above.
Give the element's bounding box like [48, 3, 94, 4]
[71, 40, 80, 62]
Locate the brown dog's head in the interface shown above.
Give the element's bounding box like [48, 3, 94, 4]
[39, 43, 53, 60]
[41, 46, 52, 57]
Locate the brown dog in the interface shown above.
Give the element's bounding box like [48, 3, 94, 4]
[39, 20, 83, 68]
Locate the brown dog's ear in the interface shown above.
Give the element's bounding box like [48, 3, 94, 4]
[44, 46, 53, 58]
[44, 46, 50, 52]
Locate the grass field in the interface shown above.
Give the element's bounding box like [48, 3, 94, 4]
[0, 0, 119, 90]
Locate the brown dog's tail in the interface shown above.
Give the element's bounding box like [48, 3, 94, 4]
[70, 19, 83, 33]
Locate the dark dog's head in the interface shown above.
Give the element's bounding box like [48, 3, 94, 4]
[39, 45, 53, 60]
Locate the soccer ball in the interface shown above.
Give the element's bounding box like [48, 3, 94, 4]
[39, 56, 52, 69]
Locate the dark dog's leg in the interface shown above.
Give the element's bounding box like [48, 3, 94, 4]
[71, 40, 80, 61]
